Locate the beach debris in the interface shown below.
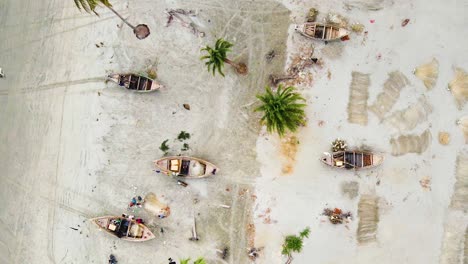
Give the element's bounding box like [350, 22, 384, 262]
[382, 95, 432, 132]
[306, 8, 319, 22]
[216, 247, 229, 259]
[438, 132, 450, 145]
[323, 208, 352, 224]
[350, 23, 365, 33]
[219, 204, 231, 209]
[447, 68, 468, 109]
[370, 19, 375, 23]
[265, 50, 276, 62]
[168, 258, 176, 264]
[413, 58, 439, 90]
[419, 176, 431, 191]
[143, 193, 171, 218]
[269, 74, 296, 86]
[128, 195, 144, 209]
[177, 180, 188, 187]
[344, 0, 387, 11]
[0, 67, 5, 78]
[147, 68, 157, 79]
[183, 103, 191, 110]
[449, 153, 468, 210]
[401, 18, 410, 27]
[456, 116, 468, 143]
[347, 72, 370, 125]
[109, 254, 118, 264]
[326, 12, 349, 28]
[318, 120, 325, 127]
[357, 195, 379, 244]
[189, 215, 200, 241]
[390, 129, 432, 156]
[248, 247, 262, 260]
[165, 9, 205, 37]
[369, 71, 410, 121]
[341, 181, 359, 199]
[332, 139, 347, 152]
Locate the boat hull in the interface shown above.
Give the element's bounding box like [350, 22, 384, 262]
[107, 73, 162, 92]
[320, 151, 384, 170]
[91, 216, 155, 242]
[295, 22, 349, 41]
[154, 156, 218, 179]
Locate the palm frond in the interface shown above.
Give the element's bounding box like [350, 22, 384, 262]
[200, 38, 233, 77]
[73, 0, 111, 15]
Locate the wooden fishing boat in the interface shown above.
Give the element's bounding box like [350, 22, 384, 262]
[154, 156, 218, 179]
[320, 151, 383, 170]
[295, 22, 349, 41]
[107, 73, 162, 92]
[91, 216, 155, 242]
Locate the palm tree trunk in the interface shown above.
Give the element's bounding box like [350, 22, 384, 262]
[105, 5, 136, 30]
[224, 58, 248, 75]
[285, 255, 293, 264]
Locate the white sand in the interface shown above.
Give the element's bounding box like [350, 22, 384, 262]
[254, 0, 468, 263]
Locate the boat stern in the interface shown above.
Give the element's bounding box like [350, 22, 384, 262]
[372, 154, 384, 167]
[150, 81, 163, 91]
[320, 152, 333, 166]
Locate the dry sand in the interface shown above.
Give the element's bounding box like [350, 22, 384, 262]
[1, 0, 468, 264]
[0, 0, 288, 263]
[254, 0, 468, 263]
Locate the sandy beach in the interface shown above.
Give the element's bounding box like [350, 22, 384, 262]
[1, 0, 467, 263]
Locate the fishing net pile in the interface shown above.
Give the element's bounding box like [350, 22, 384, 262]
[383, 96, 432, 132]
[413, 58, 439, 90]
[449, 152, 468, 210]
[357, 195, 379, 244]
[448, 67, 468, 109]
[439, 218, 466, 264]
[457, 116, 468, 143]
[390, 129, 431, 156]
[347, 72, 370, 125]
[143, 193, 170, 218]
[369, 71, 410, 120]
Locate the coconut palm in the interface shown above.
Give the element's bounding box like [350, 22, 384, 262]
[180, 257, 207, 264]
[282, 227, 310, 264]
[74, 0, 150, 39]
[200, 38, 248, 77]
[255, 85, 307, 137]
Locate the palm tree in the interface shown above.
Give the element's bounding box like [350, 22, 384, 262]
[200, 38, 248, 77]
[180, 257, 207, 264]
[282, 227, 310, 264]
[74, 0, 150, 39]
[255, 85, 307, 137]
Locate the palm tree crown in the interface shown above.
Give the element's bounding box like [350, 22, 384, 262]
[200, 38, 233, 77]
[255, 85, 307, 137]
[74, 0, 111, 14]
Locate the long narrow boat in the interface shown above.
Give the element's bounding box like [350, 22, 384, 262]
[154, 156, 218, 179]
[107, 73, 163, 92]
[320, 151, 384, 170]
[91, 216, 155, 242]
[295, 22, 349, 41]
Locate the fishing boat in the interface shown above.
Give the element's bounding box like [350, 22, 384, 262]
[107, 73, 162, 92]
[295, 22, 349, 41]
[154, 156, 218, 179]
[320, 151, 383, 170]
[91, 216, 155, 242]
